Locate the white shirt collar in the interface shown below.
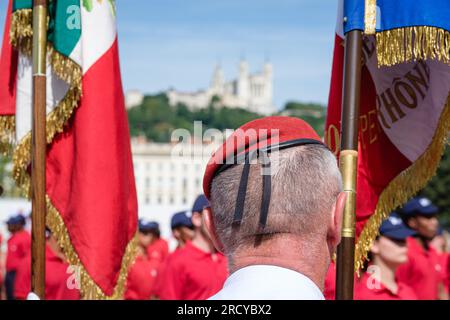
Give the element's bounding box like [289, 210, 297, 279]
[209, 265, 324, 300]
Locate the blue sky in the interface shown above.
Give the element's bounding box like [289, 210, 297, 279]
[0, 0, 338, 109]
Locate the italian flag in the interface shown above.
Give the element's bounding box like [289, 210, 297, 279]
[0, 0, 138, 299]
[326, 0, 450, 270]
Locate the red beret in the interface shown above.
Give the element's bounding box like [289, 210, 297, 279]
[203, 116, 322, 200]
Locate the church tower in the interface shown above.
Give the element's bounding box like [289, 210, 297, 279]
[237, 59, 250, 104]
[210, 64, 224, 95]
[263, 61, 274, 113]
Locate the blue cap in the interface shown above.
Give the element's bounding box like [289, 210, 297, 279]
[5, 216, 17, 225]
[171, 211, 193, 229]
[400, 197, 438, 217]
[192, 194, 210, 213]
[15, 214, 26, 225]
[5, 214, 26, 226]
[138, 219, 159, 232]
[379, 212, 416, 240]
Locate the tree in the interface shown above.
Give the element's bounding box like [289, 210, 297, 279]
[420, 146, 450, 227]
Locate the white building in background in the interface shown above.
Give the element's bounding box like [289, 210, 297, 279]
[131, 138, 220, 243]
[131, 138, 218, 209]
[167, 60, 276, 115]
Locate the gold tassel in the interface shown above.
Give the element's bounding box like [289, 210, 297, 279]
[355, 93, 450, 270]
[0, 115, 16, 155]
[376, 26, 450, 67]
[10, 9, 33, 55]
[46, 197, 138, 300]
[9, 9, 138, 299]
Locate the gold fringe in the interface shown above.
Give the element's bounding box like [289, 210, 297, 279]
[355, 93, 450, 270]
[46, 196, 138, 300]
[10, 9, 32, 55]
[9, 9, 138, 299]
[0, 115, 15, 155]
[376, 26, 450, 67]
[10, 7, 82, 196]
[364, 0, 377, 35]
[11, 79, 81, 196]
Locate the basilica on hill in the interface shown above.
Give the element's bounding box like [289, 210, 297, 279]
[166, 60, 276, 115]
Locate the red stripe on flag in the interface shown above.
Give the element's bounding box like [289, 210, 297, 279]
[46, 38, 138, 296]
[0, 0, 18, 115]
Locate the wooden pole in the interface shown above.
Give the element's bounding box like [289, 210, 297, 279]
[335, 29, 362, 300]
[31, 0, 48, 300]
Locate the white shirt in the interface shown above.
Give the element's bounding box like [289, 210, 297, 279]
[209, 265, 324, 300]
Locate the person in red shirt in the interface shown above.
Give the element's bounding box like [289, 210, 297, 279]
[14, 230, 80, 300]
[144, 221, 169, 264]
[158, 195, 228, 300]
[151, 212, 194, 299]
[396, 197, 446, 300]
[4, 214, 31, 300]
[355, 212, 417, 300]
[124, 220, 161, 300]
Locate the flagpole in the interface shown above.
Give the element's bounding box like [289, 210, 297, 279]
[335, 29, 362, 300]
[31, 0, 48, 299]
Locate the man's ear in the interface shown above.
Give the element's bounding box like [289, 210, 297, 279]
[370, 239, 380, 255]
[406, 217, 417, 230]
[327, 192, 347, 250]
[191, 211, 202, 228]
[202, 207, 225, 253]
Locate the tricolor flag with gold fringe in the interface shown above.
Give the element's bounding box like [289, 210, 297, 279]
[0, 0, 138, 299]
[326, 0, 450, 270]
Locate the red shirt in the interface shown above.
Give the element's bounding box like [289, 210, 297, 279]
[6, 230, 31, 272]
[435, 252, 448, 295]
[152, 248, 183, 299]
[147, 238, 169, 263]
[124, 254, 160, 300]
[396, 237, 443, 300]
[355, 272, 417, 300]
[158, 241, 228, 300]
[14, 245, 80, 300]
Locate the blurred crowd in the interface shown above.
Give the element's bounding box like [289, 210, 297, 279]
[0, 195, 448, 300]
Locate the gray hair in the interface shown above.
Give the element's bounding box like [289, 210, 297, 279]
[210, 144, 342, 256]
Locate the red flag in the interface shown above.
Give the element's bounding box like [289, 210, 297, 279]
[0, 0, 17, 151]
[0, 1, 138, 298]
[326, 1, 450, 269]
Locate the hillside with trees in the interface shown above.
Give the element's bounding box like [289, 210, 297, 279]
[127, 94, 327, 142]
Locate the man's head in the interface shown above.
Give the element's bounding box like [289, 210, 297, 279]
[171, 211, 194, 247]
[400, 197, 439, 240]
[191, 194, 211, 239]
[138, 220, 160, 247]
[46, 228, 66, 261]
[370, 213, 416, 268]
[202, 116, 345, 269]
[6, 214, 26, 233]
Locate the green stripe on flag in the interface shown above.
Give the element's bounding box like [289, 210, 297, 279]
[13, 0, 32, 11]
[48, 0, 81, 58]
